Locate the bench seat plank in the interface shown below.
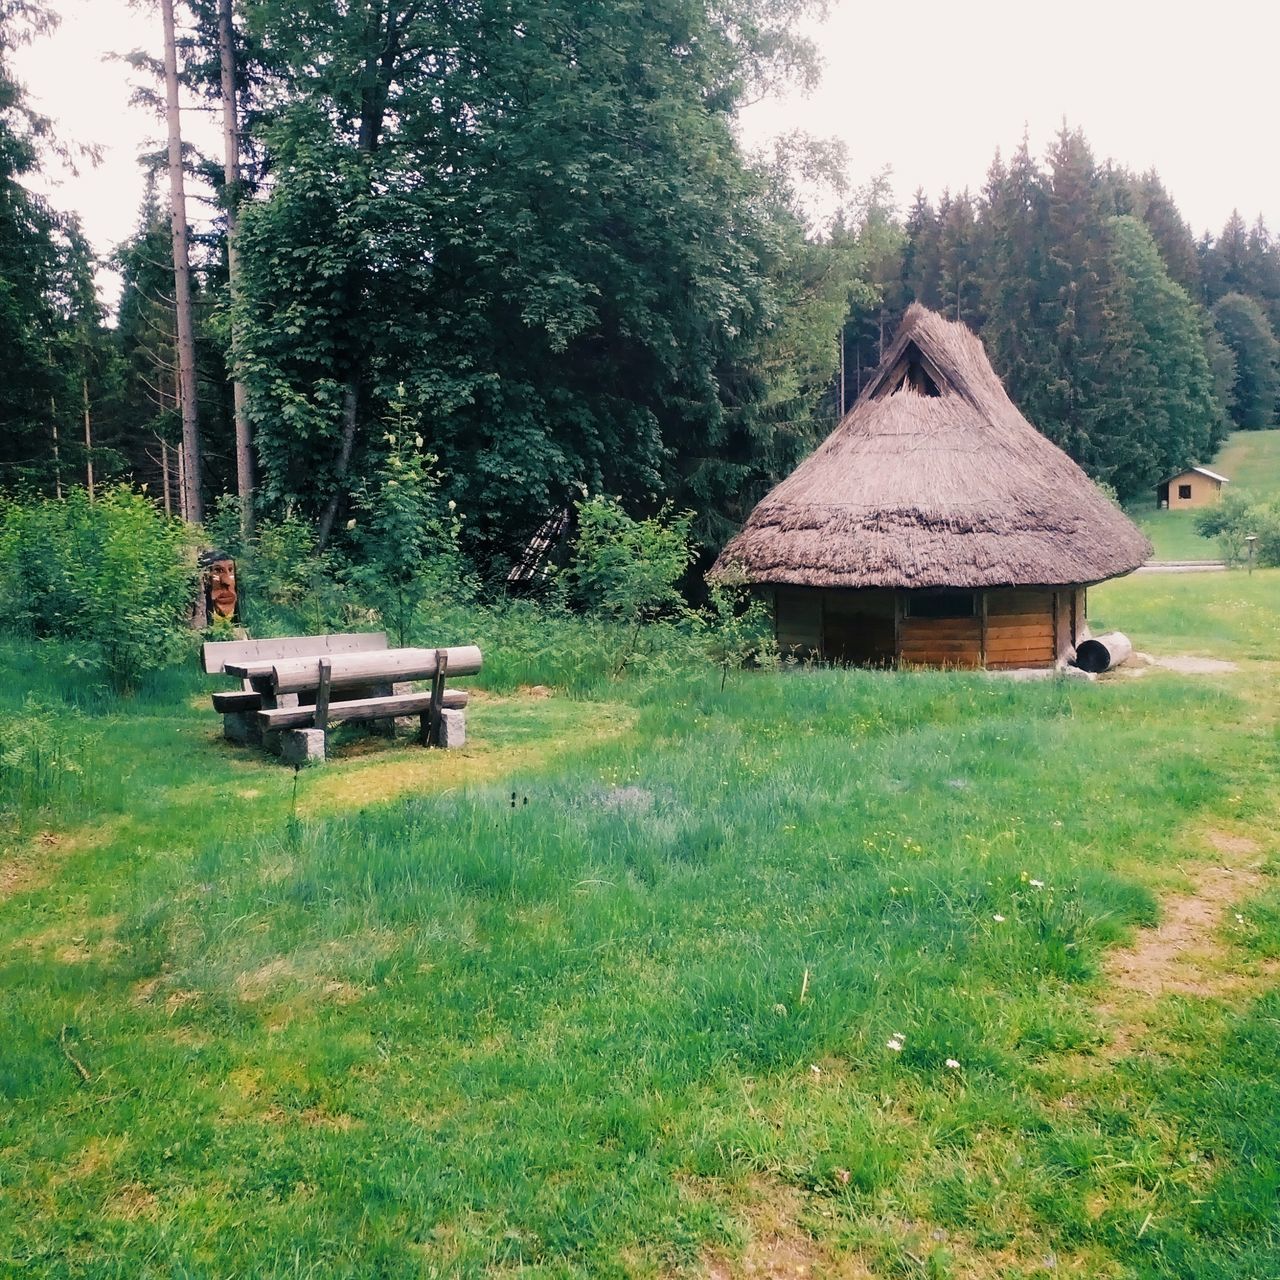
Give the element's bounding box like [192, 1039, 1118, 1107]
[212, 690, 263, 713]
[259, 689, 468, 731]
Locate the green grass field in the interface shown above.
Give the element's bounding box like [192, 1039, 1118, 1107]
[3, 573, 1280, 1277]
[1215, 429, 1280, 498]
[1127, 429, 1280, 560]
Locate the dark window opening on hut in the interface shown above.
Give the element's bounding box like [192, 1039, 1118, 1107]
[905, 590, 976, 619]
[1178, 484, 1192, 499]
[876, 342, 942, 399]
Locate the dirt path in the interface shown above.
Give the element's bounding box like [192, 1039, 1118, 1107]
[1136, 560, 1227, 573]
[1096, 830, 1272, 1054]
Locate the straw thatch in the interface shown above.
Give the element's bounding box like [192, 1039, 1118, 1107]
[714, 305, 1151, 589]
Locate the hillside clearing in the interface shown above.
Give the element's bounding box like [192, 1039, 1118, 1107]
[1128, 429, 1280, 562]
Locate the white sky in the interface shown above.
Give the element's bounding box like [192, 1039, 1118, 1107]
[12, 0, 1280, 312]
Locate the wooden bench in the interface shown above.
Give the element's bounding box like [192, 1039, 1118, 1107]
[202, 632, 389, 745]
[253, 646, 482, 763]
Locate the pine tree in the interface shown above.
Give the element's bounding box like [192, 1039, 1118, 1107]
[1096, 217, 1220, 496]
[901, 189, 942, 310]
[1132, 170, 1202, 297]
[1212, 292, 1280, 428]
[1202, 210, 1251, 304]
[979, 136, 1056, 435]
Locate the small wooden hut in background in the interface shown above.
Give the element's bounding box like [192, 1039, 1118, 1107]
[713, 305, 1151, 669]
[1156, 466, 1229, 510]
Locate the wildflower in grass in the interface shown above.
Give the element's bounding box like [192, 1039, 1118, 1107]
[993, 914, 1006, 922]
[835, 1168, 851, 1185]
[1235, 913, 1245, 923]
[887, 1034, 905, 1053]
[945, 1058, 961, 1070]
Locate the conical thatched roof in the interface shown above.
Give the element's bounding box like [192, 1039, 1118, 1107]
[714, 305, 1151, 589]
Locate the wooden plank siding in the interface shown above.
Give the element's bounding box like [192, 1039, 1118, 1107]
[984, 589, 1056, 668]
[898, 615, 983, 668]
[775, 587, 823, 658]
[772, 586, 1079, 668]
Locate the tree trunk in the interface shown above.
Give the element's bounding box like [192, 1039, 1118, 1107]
[316, 383, 359, 548]
[82, 376, 94, 502]
[218, 0, 253, 537]
[160, 436, 172, 516]
[314, 5, 402, 551]
[162, 0, 203, 524]
[50, 396, 62, 499]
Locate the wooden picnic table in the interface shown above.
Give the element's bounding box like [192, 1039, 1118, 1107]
[204, 634, 482, 764]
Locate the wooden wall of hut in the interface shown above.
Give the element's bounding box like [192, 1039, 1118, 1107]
[771, 586, 1086, 669]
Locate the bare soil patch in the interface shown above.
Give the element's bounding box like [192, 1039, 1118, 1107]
[699, 1179, 872, 1279]
[1, 822, 122, 903]
[1096, 831, 1271, 1053]
[1150, 655, 1239, 674]
[1105, 862, 1261, 999]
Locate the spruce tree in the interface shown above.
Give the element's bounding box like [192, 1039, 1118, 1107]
[1098, 217, 1220, 496]
[1132, 170, 1202, 298]
[1211, 292, 1280, 428]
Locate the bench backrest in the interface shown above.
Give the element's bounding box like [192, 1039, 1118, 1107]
[202, 632, 388, 675]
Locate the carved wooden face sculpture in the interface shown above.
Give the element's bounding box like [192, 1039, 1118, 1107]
[207, 558, 238, 621]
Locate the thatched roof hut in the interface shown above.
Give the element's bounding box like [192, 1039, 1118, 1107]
[713, 305, 1150, 668]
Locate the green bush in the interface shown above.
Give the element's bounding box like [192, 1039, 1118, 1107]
[698, 566, 778, 689]
[1194, 491, 1280, 567]
[560, 498, 696, 675]
[348, 398, 471, 646]
[0, 487, 197, 694]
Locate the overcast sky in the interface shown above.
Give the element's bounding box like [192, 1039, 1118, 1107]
[13, 0, 1280, 310]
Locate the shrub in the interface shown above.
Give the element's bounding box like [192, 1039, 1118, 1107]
[699, 565, 778, 689]
[1194, 491, 1280, 567]
[348, 395, 470, 646]
[0, 487, 197, 694]
[560, 498, 696, 674]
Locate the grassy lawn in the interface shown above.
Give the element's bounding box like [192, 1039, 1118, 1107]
[1124, 500, 1216, 561]
[3, 572, 1280, 1277]
[1125, 430, 1280, 561]
[1214, 428, 1280, 499]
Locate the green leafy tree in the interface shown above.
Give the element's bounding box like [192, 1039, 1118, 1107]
[348, 391, 467, 646]
[1212, 292, 1280, 428]
[561, 497, 695, 673]
[699, 565, 776, 690]
[234, 0, 829, 569]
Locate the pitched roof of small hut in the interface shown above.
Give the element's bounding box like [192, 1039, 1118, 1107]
[1161, 466, 1230, 485]
[714, 304, 1151, 590]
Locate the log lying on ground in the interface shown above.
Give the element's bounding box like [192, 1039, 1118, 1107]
[1072, 631, 1133, 674]
[259, 689, 469, 731]
[270, 645, 482, 694]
